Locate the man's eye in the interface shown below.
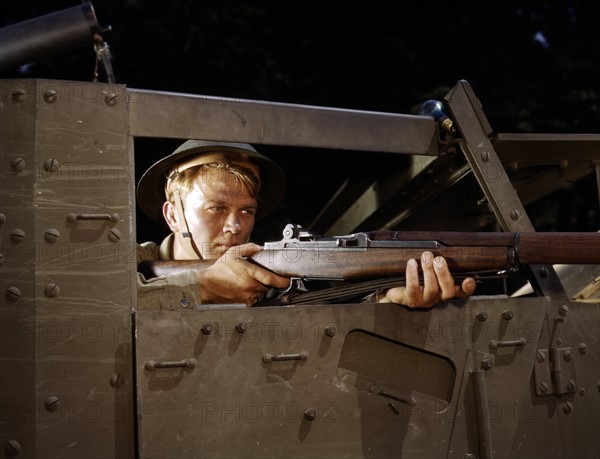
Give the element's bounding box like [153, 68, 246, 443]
[208, 206, 225, 212]
[241, 209, 255, 216]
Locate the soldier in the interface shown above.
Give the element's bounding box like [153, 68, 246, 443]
[136, 140, 476, 308]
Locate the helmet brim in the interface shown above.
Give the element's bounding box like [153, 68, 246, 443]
[137, 140, 286, 222]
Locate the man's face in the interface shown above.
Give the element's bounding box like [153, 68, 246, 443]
[174, 169, 257, 259]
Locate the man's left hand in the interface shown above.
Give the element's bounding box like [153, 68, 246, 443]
[377, 251, 476, 308]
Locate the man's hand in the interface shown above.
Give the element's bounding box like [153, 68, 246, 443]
[377, 251, 476, 308]
[198, 243, 290, 307]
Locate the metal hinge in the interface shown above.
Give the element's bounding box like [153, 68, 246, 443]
[533, 347, 577, 396]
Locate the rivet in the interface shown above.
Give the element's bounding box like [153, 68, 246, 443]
[465, 454, 475, 459]
[481, 151, 489, 162]
[536, 350, 546, 363]
[180, 298, 190, 308]
[43, 89, 58, 103]
[11, 89, 27, 102]
[539, 382, 549, 394]
[6, 286, 21, 302]
[324, 325, 337, 337]
[201, 323, 213, 335]
[43, 158, 60, 173]
[563, 350, 572, 361]
[0, 253, 4, 265]
[0, 213, 6, 224]
[539, 267, 548, 279]
[578, 343, 587, 354]
[508, 161, 519, 171]
[304, 408, 317, 421]
[44, 228, 60, 243]
[10, 228, 25, 243]
[107, 228, 122, 243]
[562, 401, 573, 415]
[559, 160, 569, 169]
[10, 157, 25, 173]
[5, 439, 21, 456]
[44, 396, 61, 412]
[481, 359, 493, 371]
[510, 209, 520, 221]
[105, 93, 119, 106]
[555, 338, 562, 346]
[44, 283, 60, 298]
[502, 309, 513, 321]
[558, 305, 569, 317]
[476, 311, 488, 322]
[236, 322, 247, 334]
[109, 373, 122, 388]
[579, 388, 586, 396]
[566, 379, 576, 392]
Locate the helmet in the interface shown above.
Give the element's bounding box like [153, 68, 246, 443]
[137, 140, 286, 222]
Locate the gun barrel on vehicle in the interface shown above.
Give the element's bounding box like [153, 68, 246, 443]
[0, 2, 109, 72]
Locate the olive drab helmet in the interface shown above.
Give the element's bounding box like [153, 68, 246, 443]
[137, 140, 287, 222]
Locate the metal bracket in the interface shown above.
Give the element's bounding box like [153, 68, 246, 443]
[444, 80, 567, 298]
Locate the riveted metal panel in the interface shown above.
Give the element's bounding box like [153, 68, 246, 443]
[0, 79, 136, 458]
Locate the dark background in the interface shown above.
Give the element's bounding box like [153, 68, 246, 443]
[2, 0, 599, 243]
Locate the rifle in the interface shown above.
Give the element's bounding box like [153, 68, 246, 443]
[138, 224, 600, 303]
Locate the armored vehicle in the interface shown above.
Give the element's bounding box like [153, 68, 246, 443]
[1, 5, 600, 459]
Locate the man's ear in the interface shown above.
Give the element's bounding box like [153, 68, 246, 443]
[162, 201, 179, 232]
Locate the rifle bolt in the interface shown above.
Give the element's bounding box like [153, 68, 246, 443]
[501, 309, 513, 321]
[324, 326, 337, 337]
[201, 323, 213, 335]
[476, 311, 487, 322]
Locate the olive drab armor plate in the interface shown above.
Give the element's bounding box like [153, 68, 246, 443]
[0, 80, 136, 458]
[1, 78, 599, 459]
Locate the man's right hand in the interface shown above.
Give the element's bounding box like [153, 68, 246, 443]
[197, 243, 290, 307]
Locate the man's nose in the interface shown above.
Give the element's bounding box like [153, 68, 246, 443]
[223, 212, 241, 234]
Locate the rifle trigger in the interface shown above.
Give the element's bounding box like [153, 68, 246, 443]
[278, 278, 308, 294]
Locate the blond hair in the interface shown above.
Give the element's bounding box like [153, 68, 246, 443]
[165, 161, 260, 203]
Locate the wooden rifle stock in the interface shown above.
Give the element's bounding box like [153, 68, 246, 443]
[138, 228, 600, 282]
